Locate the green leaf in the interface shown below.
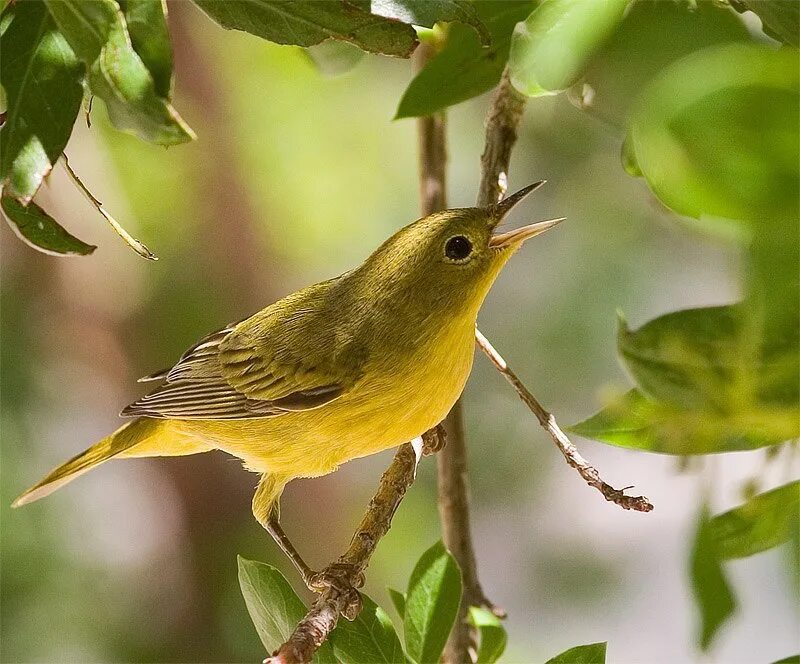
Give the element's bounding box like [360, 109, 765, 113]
[618, 305, 798, 414]
[304, 40, 365, 77]
[193, 0, 418, 57]
[581, 1, 749, 127]
[468, 607, 507, 664]
[396, 1, 533, 118]
[771, 656, 800, 664]
[368, 0, 490, 44]
[710, 481, 800, 559]
[508, 0, 630, 97]
[733, 0, 799, 46]
[404, 541, 463, 664]
[1, 195, 96, 256]
[0, 0, 83, 203]
[568, 388, 799, 455]
[388, 587, 407, 620]
[545, 642, 607, 664]
[626, 43, 799, 226]
[119, 0, 173, 98]
[45, 0, 193, 145]
[330, 593, 406, 663]
[690, 505, 737, 651]
[237, 557, 335, 663]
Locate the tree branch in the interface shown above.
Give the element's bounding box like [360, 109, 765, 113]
[266, 429, 446, 664]
[475, 330, 654, 512]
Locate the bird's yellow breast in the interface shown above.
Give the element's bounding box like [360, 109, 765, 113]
[176, 317, 476, 478]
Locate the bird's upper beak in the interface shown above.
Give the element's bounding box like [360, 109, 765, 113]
[488, 181, 565, 248]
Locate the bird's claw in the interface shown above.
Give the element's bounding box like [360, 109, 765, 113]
[306, 563, 364, 620]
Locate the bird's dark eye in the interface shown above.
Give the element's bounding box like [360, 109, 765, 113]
[445, 235, 473, 261]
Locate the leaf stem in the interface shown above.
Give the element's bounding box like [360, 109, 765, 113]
[61, 154, 157, 260]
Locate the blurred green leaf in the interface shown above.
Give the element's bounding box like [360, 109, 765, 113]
[237, 557, 335, 663]
[508, 0, 630, 97]
[732, 0, 799, 46]
[568, 388, 799, 454]
[710, 481, 800, 559]
[772, 656, 800, 664]
[119, 0, 173, 98]
[368, 0, 490, 44]
[45, 0, 193, 145]
[193, 0, 418, 57]
[330, 593, 405, 663]
[388, 587, 407, 620]
[618, 305, 798, 414]
[581, 1, 749, 127]
[404, 541, 462, 664]
[468, 607, 507, 664]
[396, 1, 532, 118]
[305, 40, 365, 77]
[545, 641, 607, 663]
[748, 210, 800, 403]
[626, 43, 799, 227]
[1, 194, 96, 256]
[691, 505, 737, 651]
[0, 0, 83, 203]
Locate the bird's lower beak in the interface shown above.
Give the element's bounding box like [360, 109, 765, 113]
[489, 217, 565, 248]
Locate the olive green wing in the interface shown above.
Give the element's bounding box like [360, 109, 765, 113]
[122, 282, 364, 419]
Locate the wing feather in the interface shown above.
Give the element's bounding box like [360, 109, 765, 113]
[122, 279, 364, 420]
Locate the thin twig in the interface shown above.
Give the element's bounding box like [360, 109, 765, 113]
[61, 155, 158, 260]
[266, 429, 446, 664]
[475, 329, 654, 512]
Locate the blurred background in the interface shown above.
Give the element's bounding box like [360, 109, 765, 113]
[2, 2, 797, 662]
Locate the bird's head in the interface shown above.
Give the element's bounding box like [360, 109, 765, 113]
[359, 182, 563, 321]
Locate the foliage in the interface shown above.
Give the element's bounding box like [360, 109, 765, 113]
[544, 642, 607, 664]
[2, 0, 798, 660]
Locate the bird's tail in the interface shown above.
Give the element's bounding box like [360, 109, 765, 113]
[12, 417, 205, 508]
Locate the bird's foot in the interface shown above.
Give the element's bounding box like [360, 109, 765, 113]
[306, 562, 365, 620]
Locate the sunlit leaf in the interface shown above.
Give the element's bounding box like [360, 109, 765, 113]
[568, 389, 799, 455]
[45, 0, 194, 145]
[691, 505, 737, 651]
[710, 481, 800, 559]
[237, 557, 335, 663]
[626, 43, 798, 227]
[468, 606, 507, 664]
[404, 541, 463, 664]
[193, 0, 418, 57]
[368, 0, 490, 44]
[545, 641, 607, 663]
[732, 0, 799, 46]
[581, 1, 749, 127]
[509, 0, 630, 97]
[396, 1, 533, 118]
[330, 593, 405, 663]
[119, 0, 173, 98]
[0, 0, 83, 202]
[1, 195, 96, 256]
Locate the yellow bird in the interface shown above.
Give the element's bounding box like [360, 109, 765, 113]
[14, 182, 562, 586]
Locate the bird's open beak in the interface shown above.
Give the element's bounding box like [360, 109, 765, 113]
[488, 181, 565, 248]
[489, 216, 565, 248]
